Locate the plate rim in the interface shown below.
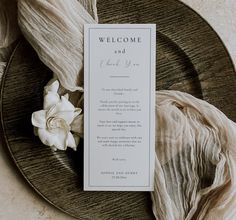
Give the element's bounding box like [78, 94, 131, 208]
[0, 39, 79, 219]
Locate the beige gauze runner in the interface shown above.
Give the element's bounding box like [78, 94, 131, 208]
[1, 0, 236, 219]
[0, 0, 20, 80]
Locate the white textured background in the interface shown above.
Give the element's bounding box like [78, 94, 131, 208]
[0, 1, 235, 219]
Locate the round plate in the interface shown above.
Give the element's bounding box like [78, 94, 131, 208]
[1, 0, 236, 219]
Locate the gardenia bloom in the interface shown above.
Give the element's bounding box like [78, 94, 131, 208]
[31, 80, 82, 151]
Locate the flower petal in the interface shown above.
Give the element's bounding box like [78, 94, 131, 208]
[38, 128, 58, 147]
[64, 93, 69, 100]
[73, 134, 80, 146]
[38, 128, 68, 151]
[75, 108, 82, 117]
[44, 91, 60, 110]
[54, 108, 82, 125]
[71, 114, 83, 135]
[31, 110, 47, 128]
[53, 111, 75, 125]
[48, 96, 75, 116]
[44, 80, 59, 94]
[66, 132, 77, 150]
[60, 96, 75, 111]
[52, 128, 68, 150]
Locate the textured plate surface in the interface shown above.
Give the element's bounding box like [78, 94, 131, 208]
[1, 0, 236, 219]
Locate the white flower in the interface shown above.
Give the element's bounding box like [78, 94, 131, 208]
[31, 80, 82, 151]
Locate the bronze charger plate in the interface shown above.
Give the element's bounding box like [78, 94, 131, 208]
[1, 0, 236, 219]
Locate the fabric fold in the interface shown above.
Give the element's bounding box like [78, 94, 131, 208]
[18, 0, 97, 92]
[153, 90, 236, 219]
[0, 0, 20, 49]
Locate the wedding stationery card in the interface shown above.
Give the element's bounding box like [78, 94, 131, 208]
[84, 24, 156, 191]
